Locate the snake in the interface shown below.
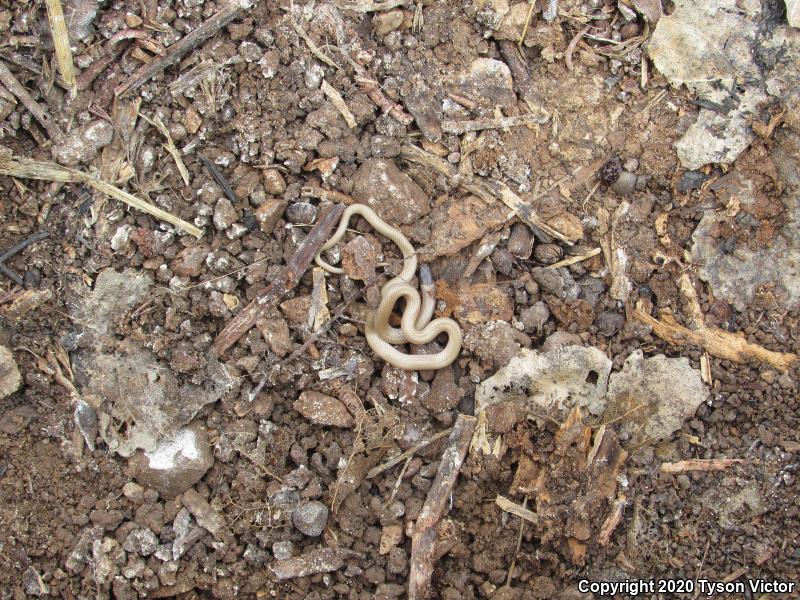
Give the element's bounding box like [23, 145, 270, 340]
[315, 204, 462, 371]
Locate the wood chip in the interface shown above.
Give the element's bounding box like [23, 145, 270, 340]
[634, 309, 799, 371]
[321, 80, 357, 128]
[270, 547, 361, 580]
[660, 459, 742, 474]
[495, 494, 538, 524]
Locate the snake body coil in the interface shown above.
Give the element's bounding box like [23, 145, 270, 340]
[315, 204, 462, 370]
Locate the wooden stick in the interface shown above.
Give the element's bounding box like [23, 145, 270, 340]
[546, 247, 601, 270]
[44, 0, 77, 97]
[495, 494, 538, 524]
[409, 414, 476, 600]
[367, 428, 452, 479]
[0, 147, 201, 237]
[213, 204, 345, 354]
[115, 0, 253, 97]
[660, 459, 742, 474]
[0, 60, 62, 140]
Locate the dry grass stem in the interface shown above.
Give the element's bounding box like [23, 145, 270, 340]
[0, 147, 202, 237]
[321, 80, 357, 128]
[44, 0, 77, 97]
[547, 247, 601, 270]
[139, 113, 191, 186]
[660, 459, 742, 474]
[441, 113, 549, 134]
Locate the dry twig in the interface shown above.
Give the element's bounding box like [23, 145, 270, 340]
[547, 247, 601, 270]
[367, 428, 453, 479]
[321, 80, 357, 128]
[660, 459, 742, 474]
[495, 494, 538, 524]
[0, 60, 62, 140]
[0, 147, 201, 237]
[115, 0, 253, 97]
[409, 414, 476, 600]
[213, 204, 345, 354]
[44, 0, 77, 97]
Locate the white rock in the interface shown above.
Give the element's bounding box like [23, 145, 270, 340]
[0, 346, 22, 399]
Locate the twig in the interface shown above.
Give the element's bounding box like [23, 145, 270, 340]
[291, 21, 340, 70]
[379, 456, 412, 515]
[140, 113, 190, 186]
[660, 459, 742, 474]
[546, 247, 601, 270]
[367, 428, 452, 479]
[301, 185, 355, 204]
[505, 495, 528, 587]
[409, 414, 476, 600]
[213, 204, 345, 354]
[0, 147, 202, 237]
[495, 494, 538, 524]
[357, 77, 412, 125]
[321, 80, 357, 128]
[0, 60, 63, 140]
[518, 0, 536, 45]
[441, 113, 548, 135]
[335, 0, 411, 11]
[44, 0, 77, 97]
[566, 26, 590, 72]
[197, 153, 237, 204]
[498, 41, 544, 110]
[634, 309, 798, 371]
[597, 494, 626, 546]
[115, 0, 253, 97]
[0, 231, 49, 285]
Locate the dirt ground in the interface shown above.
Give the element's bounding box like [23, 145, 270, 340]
[1, 0, 799, 598]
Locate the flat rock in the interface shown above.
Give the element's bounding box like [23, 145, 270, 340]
[52, 119, 113, 166]
[788, 0, 800, 27]
[476, 346, 612, 420]
[181, 487, 226, 538]
[270, 547, 360, 580]
[129, 422, 214, 498]
[293, 391, 354, 428]
[0, 345, 21, 399]
[351, 158, 430, 226]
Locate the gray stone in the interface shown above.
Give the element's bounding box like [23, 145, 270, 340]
[128, 422, 214, 498]
[595, 310, 625, 336]
[541, 331, 583, 352]
[52, 120, 113, 166]
[0, 346, 21, 399]
[292, 500, 329, 536]
[520, 301, 550, 333]
[611, 171, 637, 195]
[507, 224, 534, 258]
[272, 540, 295, 560]
[374, 9, 404, 35]
[122, 527, 158, 556]
[213, 198, 238, 230]
[171, 508, 204, 560]
[285, 202, 318, 225]
[352, 158, 430, 226]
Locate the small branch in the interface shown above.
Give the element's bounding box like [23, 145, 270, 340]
[441, 113, 548, 135]
[301, 185, 355, 204]
[213, 204, 345, 354]
[335, 0, 412, 11]
[321, 80, 357, 128]
[0, 231, 49, 285]
[357, 77, 413, 125]
[0, 147, 201, 237]
[495, 494, 538, 524]
[115, 0, 253, 97]
[546, 247, 601, 270]
[660, 459, 742, 474]
[367, 428, 452, 479]
[44, 0, 77, 97]
[409, 414, 476, 600]
[0, 60, 63, 140]
[292, 21, 340, 70]
[597, 494, 626, 546]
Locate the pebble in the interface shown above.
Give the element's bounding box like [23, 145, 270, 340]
[272, 541, 295, 560]
[122, 482, 145, 504]
[254, 199, 288, 234]
[285, 202, 318, 225]
[611, 171, 637, 195]
[520, 301, 550, 333]
[181, 487, 227, 538]
[90, 508, 124, 530]
[128, 422, 214, 498]
[293, 391, 355, 428]
[0, 346, 21, 399]
[122, 527, 158, 556]
[677, 170, 708, 192]
[507, 224, 534, 258]
[170, 244, 211, 277]
[374, 9, 404, 34]
[52, 119, 114, 166]
[262, 168, 286, 194]
[541, 331, 584, 352]
[778, 372, 794, 389]
[595, 310, 625, 336]
[213, 197, 238, 230]
[292, 500, 329, 536]
[352, 158, 430, 225]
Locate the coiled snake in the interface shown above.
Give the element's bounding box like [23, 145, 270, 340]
[315, 204, 462, 370]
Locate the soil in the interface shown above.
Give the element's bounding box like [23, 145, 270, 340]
[1, 0, 799, 599]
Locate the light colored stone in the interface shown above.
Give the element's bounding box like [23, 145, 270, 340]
[52, 120, 113, 166]
[292, 500, 329, 536]
[0, 346, 21, 399]
[374, 9, 404, 35]
[788, 0, 800, 27]
[293, 391, 354, 428]
[254, 199, 288, 234]
[352, 158, 430, 226]
[181, 487, 226, 538]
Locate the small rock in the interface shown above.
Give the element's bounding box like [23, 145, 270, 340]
[122, 527, 158, 556]
[379, 524, 403, 554]
[256, 314, 293, 356]
[184, 108, 202, 134]
[280, 295, 312, 324]
[270, 547, 358, 580]
[778, 372, 794, 389]
[676, 170, 709, 192]
[128, 422, 214, 498]
[507, 224, 534, 258]
[463, 321, 520, 369]
[520, 301, 550, 333]
[292, 500, 329, 536]
[285, 202, 317, 225]
[595, 310, 625, 336]
[760, 370, 776, 385]
[421, 366, 463, 413]
[89, 509, 124, 530]
[262, 168, 286, 194]
[374, 9, 404, 34]
[611, 171, 637, 195]
[293, 391, 354, 428]
[254, 199, 288, 233]
[352, 158, 430, 225]
[533, 243, 563, 265]
[272, 541, 294, 560]
[0, 404, 35, 435]
[170, 244, 210, 277]
[52, 119, 113, 166]
[122, 482, 145, 504]
[541, 331, 584, 352]
[459, 58, 516, 106]
[65, 0, 99, 41]
[23, 565, 49, 595]
[181, 487, 226, 538]
[171, 507, 204, 560]
[213, 198, 238, 230]
[620, 22, 641, 40]
[0, 346, 22, 399]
